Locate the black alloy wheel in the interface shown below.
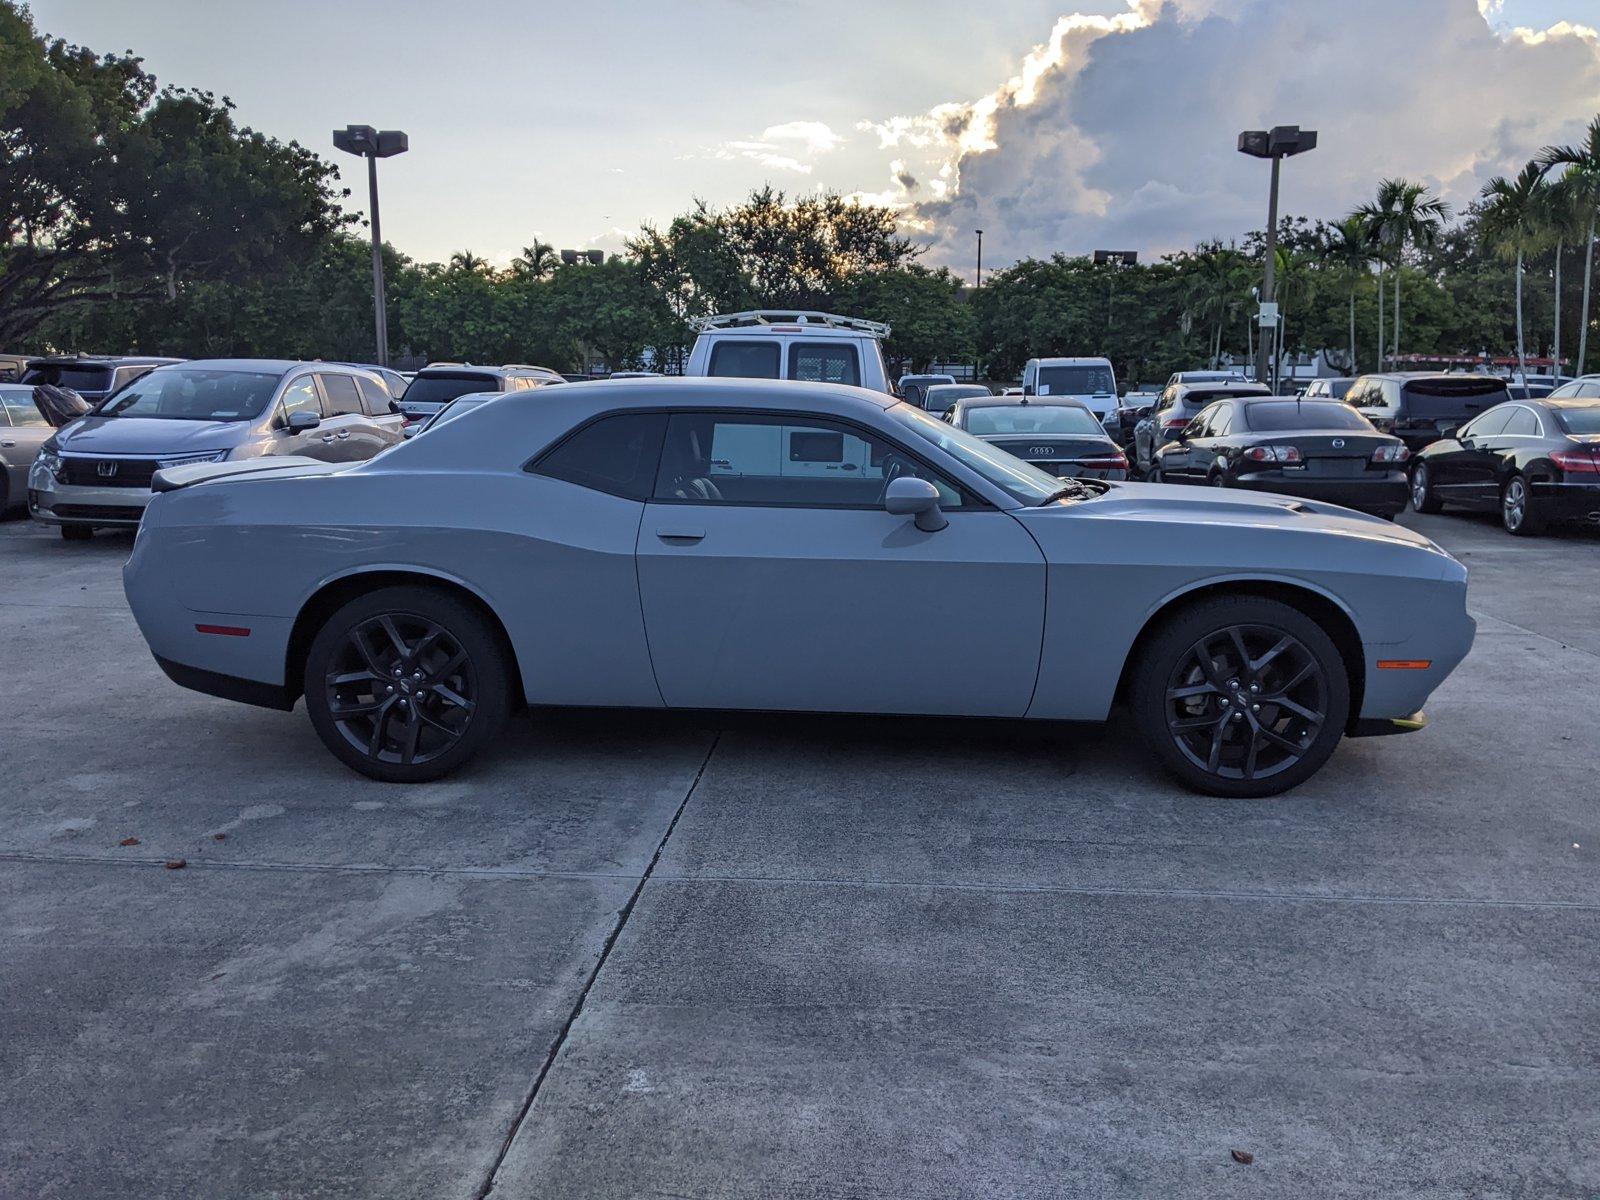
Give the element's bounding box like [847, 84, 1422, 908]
[305, 586, 512, 781]
[1131, 597, 1349, 797]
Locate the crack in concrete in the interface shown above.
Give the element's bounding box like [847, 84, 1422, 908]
[474, 731, 723, 1200]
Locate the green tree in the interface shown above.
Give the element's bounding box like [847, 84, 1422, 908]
[545, 257, 679, 371]
[1319, 216, 1378, 373]
[1539, 115, 1600, 375]
[1480, 163, 1550, 382]
[1356, 178, 1450, 366]
[511, 240, 558, 280]
[835, 265, 972, 374]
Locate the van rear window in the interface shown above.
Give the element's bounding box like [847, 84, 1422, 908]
[21, 364, 115, 393]
[1038, 365, 1114, 395]
[708, 340, 780, 379]
[1401, 378, 1509, 419]
[788, 342, 860, 386]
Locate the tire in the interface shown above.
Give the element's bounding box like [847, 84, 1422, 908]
[1208, 470, 1228, 488]
[1129, 596, 1350, 799]
[60, 524, 93, 541]
[1500, 474, 1545, 536]
[1409, 462, 1443, 514]
[303, 585, 513, 782]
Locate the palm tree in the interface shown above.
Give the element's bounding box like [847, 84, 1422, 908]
[1321, 216, 1378, 374]
[1362, 178, 1450, 368]
[1352, 201, 1389, 368]
[1185, 241, 1247, 367]
[511, 240, 559, 279]
[1539, 115, 1600, 376]
[1540, 172, 1588, 379]
[448, 250, 488, 274]
[1481, 164, 1550, 384]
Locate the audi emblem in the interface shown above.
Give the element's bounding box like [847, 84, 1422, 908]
[1331, 438, 1345, 448]
[1029, 446, 1055, 457]
[96, 461, 119, 478]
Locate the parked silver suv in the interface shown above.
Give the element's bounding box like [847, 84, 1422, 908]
[29, 359, 404, 539]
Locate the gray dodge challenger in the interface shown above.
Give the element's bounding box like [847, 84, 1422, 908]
[123, 378, 1475, 797]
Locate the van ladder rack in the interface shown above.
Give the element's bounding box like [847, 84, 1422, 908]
[688, 310, 891, 338]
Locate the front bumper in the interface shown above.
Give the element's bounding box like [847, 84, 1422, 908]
[1230, 470, 1410, 515]
[28, 480, 153, 526]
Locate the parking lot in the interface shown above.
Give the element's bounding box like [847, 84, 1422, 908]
[2, 509, 1597, 1198]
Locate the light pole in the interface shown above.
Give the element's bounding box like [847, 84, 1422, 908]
[975, 229, 984, 289]
[333, 125, 408, 367]
[1238, 125, 1317, 389]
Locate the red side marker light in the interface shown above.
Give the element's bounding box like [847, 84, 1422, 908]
[196, 624, 251, 637]
[1376, 659, 1430, 670]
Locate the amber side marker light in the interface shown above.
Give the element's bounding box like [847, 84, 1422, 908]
[1376, 659, 1431, 670]
[195, 624, 251, 637]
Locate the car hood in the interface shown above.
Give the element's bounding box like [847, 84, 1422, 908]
[1039, 481, 1447, 553]
[56, 415, 246, 455]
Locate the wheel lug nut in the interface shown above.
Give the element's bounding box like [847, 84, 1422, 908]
[386, 685, 393, 693]
[1250, 684, 1259, 693]
[1251, 704, 1260, 712]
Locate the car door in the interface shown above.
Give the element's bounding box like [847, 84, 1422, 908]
[270, 374, 340, 461]
[635, 409, 1047, 716]
[357, 376, 406, 450]
[311, 372, 372, 460]
[1435, 406, 1512, 505]
[1160, 406, 1209, 481]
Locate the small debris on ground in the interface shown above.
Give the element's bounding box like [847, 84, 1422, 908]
[212, 833, 227, 841]
[164, 858, 187, 870]
[119, 837, 140, 847]
[1230, 1149, 1255, 1165]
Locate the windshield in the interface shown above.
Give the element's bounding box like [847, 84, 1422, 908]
[1037, 365, 1114, 396]
[890, 404, 1064, 505]
[94, 367, 282, 421]
[404, 373, 500, 405]
[965, 405, 1103, 436]
[1243, 402, 1373, 432]
[22, 363, 115, 393]
[1556, 405, 1600, 434]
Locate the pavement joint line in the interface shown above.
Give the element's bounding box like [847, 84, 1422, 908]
[646, 871, 1600, 912]
[1466, 611, 1599, 660]
[0, 851, 639, 883]
[475, 730, 723, 1200]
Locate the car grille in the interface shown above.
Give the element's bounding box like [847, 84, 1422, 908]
[50, 503, 146, 521]
[59, 457, 159, 488]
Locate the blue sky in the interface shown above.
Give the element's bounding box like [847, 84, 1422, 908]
[25, 0, 1600, 273]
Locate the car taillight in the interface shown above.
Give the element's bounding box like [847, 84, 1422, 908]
[1162, 418, 1188, 431]
[1551, 448, 1600, 474]
[1079, 453, 1128, 469]
[1371, 444, 1410, 463]
[1243, 445, 1301, 463]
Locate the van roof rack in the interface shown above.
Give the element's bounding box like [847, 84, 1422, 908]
[688, 310, 891, 338]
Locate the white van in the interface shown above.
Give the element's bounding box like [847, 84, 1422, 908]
[686, 311, 892, 394]
[1021, 357, 1118, 425]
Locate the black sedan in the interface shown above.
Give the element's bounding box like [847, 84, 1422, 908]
[1151, 397, 1410, 517]
[945, 396, 1128, 479]
[1409, 397, 1600, 535]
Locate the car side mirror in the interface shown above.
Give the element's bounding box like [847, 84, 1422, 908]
[389, 399, 405, 415]
[401, 423, 419, 439]
[884, 476, 947, 532]
[1439, 422, 1460, 439]
[1135, 406, 1151, 420]
[1022, 383, 1035, 396]
[286, 410, 321, 432]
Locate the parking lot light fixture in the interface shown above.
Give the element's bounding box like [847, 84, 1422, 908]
[333, 125, 408, 367]
[1238, 126, 1317, 387]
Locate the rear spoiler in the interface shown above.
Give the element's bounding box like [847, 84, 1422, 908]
[152, 456, 343, 493]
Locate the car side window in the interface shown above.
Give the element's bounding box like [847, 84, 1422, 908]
[319, 373, 364, 417]
[707, 340, 781, 380]
[1578, 381, 1600, 399]
[654, 412, 963, 510]
[1209, 407, 1232, 437]
[533, 412, 668, 500]
[279, 376, 322, 423]
[1462, 408, 1511, 439]
[1501, 407, 1539, 436]
[1, 391, 46, 426]
[356, 377, 390, 415]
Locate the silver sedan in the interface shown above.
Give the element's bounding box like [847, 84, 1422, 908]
[124, 378, 1475, 797]
[0, 385, 53, 513]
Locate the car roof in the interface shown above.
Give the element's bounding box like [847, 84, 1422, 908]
[27, 355, 183, 367]
[417, 363, 561, 377]
[514, 375, 898, 412]
[1176, 382, 1272, 398]
[1032, 356, 1111, 365]
[924, 383, 988, 393]
[955, 395, 1091, 411]
[1366, 371, 1503, 382]
[159, 358, 366, 375]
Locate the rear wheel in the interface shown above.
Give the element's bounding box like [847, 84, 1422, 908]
[60, 524, 92, 541]
[1501, 474, 1545, 536]
[304, 585, 513, 782]
[1130, 597, 1350, 798]
[1208, 470, 1228, 488]
[1409, 462, 1442, 514]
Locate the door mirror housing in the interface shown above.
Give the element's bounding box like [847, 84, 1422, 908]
[286, 410, 321, 433]
[1022, 383, 1035, 396]
[884, 475, 948, 532]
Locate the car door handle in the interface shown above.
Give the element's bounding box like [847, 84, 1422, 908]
[0, 440, 13, 448]
[321, 434, 337, 442]
[655, 528, 705, 542]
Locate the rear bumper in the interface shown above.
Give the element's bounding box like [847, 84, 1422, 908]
[1230, 471, 1410, 515]
[154, 655, 295, 711]
[1530, 479, 1600, 521]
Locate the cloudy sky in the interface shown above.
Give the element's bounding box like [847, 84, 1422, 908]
[28, 0, 1600, 277]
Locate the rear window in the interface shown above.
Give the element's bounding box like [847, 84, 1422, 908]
[404, 373, 500, 405]
[21, 363, 115, 393]
[1037, 365, 1114, 396]
[708, 340, 780, 380]
[1400, 378, 1509, 420]
[1243, 402, 1373, 432]
[1555, 405, 1600, 434]
[788, 342, 859, 386]
[966, 405, 1104, 436]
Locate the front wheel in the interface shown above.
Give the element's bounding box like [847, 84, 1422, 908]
[1501, 474, 1545, 536]
[1129, 597, 1350, 798]
[304, 585, 513, 782]
[1410, 462, 1443, 514]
